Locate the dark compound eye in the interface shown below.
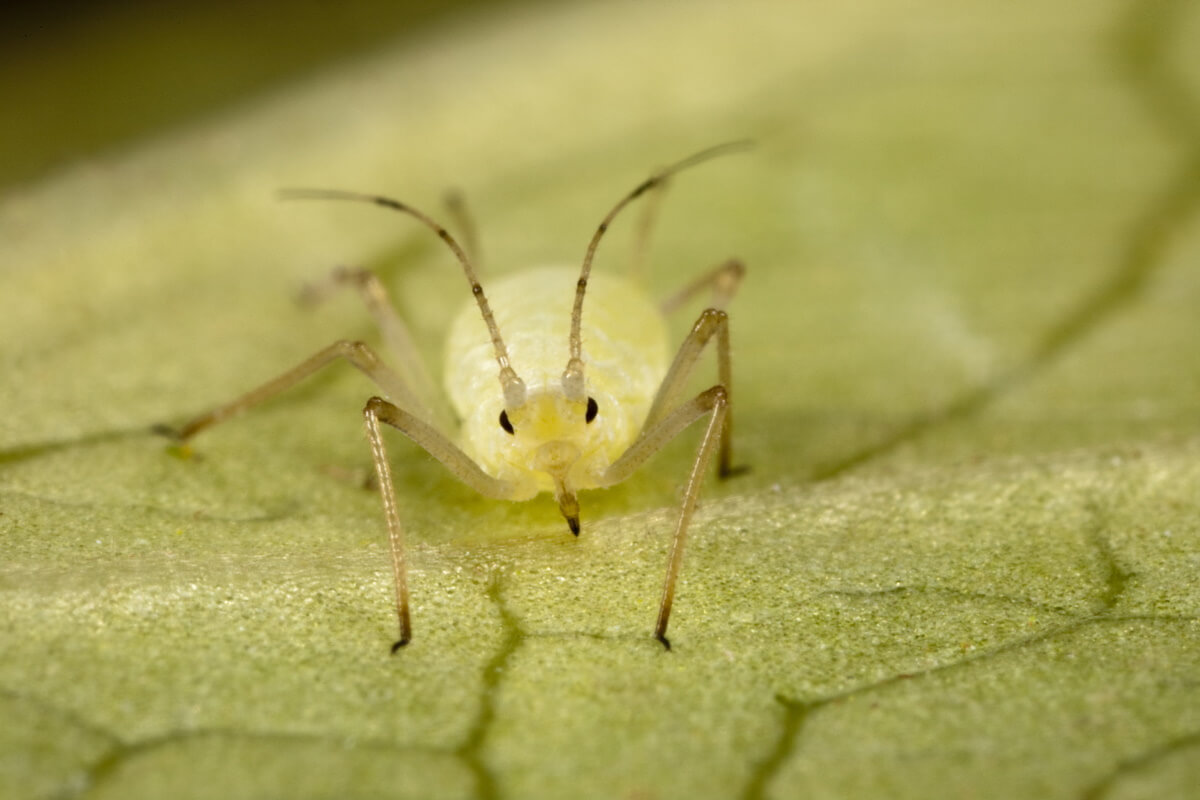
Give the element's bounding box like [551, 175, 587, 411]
[585, 396, 599, 423]
[499, 409, 514, 435]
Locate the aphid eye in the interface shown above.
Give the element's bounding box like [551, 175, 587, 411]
[499, 409, 515, 435]
[585, 396, 599, 423]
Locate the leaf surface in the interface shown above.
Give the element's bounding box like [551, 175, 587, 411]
[1, 1, 1198, 798]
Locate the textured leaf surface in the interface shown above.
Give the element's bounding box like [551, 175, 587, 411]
[2, 1, 1199, 798]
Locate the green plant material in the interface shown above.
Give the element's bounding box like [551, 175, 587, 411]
[2, 0, 1199, 798]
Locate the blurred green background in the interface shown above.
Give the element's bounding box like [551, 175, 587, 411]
[0, 0, 514, 189]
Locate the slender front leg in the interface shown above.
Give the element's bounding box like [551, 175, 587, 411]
[364, 396, 516, 651]
[604, 304, 745, 647]
[603, 386, 729, 649]
[655, 387, 728, 649]
[162, 337, 518, 651]
[364, 403, 412, 650]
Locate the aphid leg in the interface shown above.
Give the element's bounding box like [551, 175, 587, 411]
[566, 141, 752, 397]
[642, 307, 742, 477]
[628, 176, 669, 283]
[297, 267, 444, 425]
[164, 340, 423, 441]
[602, 385, 729, 650]
[281, 188, 527, 409]
[363, 396, 515, 650]
[601, 306, 743, 647]
[162, 335, 514, 650]
[659, 258, 746, 316]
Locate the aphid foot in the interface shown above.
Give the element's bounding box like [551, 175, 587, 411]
[149, 423, 183, 441]
[390, 637, 410, 654]
[719, 463, 752, 480]
[151, 425, 195, 460]
[655, 632, 672, 651]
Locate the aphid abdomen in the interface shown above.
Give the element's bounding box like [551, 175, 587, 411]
[444, 266, 668, 484]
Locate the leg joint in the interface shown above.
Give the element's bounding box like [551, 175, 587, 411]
[693, 307, 728, 333]
[363, 395, 388, 418]
[334, 339, 374, 359]
[701, 384, 729, 407]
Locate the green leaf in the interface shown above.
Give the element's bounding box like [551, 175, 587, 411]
[2, 1, 1199, 798]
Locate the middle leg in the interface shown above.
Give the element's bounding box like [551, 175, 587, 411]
[659, 258, 745, 316]
[298, 267, 444, 426]
[641, 307, 741, 477]
[167, 339, 420, 440]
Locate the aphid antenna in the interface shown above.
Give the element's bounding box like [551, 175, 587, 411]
[279, 188, 527, 409]
[562, 139, 754, 400]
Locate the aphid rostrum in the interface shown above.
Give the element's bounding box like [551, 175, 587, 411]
[164, 143, 749, 651]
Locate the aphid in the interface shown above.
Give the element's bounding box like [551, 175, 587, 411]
[163, 143, 749, 651]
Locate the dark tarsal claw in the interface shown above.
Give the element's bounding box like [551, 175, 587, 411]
[719, 463, 752, 480]
[149, 423, 183, 441]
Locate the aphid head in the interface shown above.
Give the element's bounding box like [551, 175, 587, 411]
[497, 390, 602, 535]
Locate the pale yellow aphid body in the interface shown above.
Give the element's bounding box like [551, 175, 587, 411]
[446, 266, 667, 499]
[168, 142, 748, 651]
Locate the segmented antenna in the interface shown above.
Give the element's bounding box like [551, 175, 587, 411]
[562, 141, 753, 400]
[280, 188, 527, 409]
